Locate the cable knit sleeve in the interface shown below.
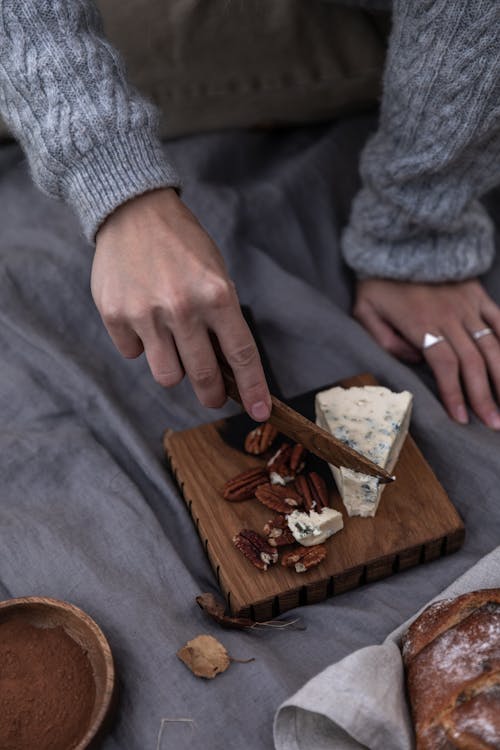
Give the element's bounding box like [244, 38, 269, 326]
[0, 1, 181, 242]
[342, 0, 500, 282]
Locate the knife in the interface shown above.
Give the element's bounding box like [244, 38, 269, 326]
[216, 354, 393, 484]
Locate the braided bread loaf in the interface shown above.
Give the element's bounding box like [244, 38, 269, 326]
[402, 589, 500, 749]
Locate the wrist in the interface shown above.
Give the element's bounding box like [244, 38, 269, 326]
[62, 130, 181, 244]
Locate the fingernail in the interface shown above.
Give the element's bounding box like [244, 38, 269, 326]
[488, 411, 500, 430]
[251, 401, 270, 421]
[455, 406, 469, 424]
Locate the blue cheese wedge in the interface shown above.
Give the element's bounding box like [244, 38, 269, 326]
[287, 507, 344, 546]
[315, 385, 413, 517]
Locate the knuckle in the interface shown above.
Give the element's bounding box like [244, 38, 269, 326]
[190, 368, 218, 388]
[101, 304, 126, 327]
[434, 350, 458, 371]
[414, 318, 433, 335]
[439, 309, 457, 328]
[199, 391, 227, 409]
[461, 349, 484, 370]
[204, 278, 233, 310]
[128, 304, 152, 328]
[168, 295, 193, 325]
[153, 369, 183, 388]
[227, 343, 258, 369]
[119, 342, 143, 359]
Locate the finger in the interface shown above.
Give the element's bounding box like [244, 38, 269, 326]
[141, 328, 185, 389]
[446, 323, 500, 430]
[213, 312, 271, 422]
[423, 340, 468, 424]
[472, 330, 500, 402]
[102, 318, 144, 359]
[465, 321, 500, 419]
[481, 298, 500, 340]
[174, 327, 226, 409]
[354, 301, 422, 362]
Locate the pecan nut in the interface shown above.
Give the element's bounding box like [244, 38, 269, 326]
[223, 467, 268, 501]
[281, 544, 327, 573]
[289, 443, 307, 473]
[255, 483, 303, 514]
[263, 516, 296, 547]
[267, 442, 306, 485]
[295, 472, 329, 512]
[244, 422, 278, 455]
[233, 529, 279, 571]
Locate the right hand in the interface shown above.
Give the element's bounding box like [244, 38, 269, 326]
[92, 187, 271, 421]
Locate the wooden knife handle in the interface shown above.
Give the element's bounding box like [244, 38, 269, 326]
[215, 347, 392, 483]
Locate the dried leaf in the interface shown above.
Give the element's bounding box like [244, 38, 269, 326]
[196, 593, 255, 629]
[196, 592, 306, 630]
[177, 634, 230, 679]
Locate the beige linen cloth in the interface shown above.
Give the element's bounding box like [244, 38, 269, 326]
[273, 545, 500, 750]
[0, 1, 387, 140]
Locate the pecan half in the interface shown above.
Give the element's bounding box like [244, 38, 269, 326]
[223, 467, 269, 501]
[281, 544, 327, 573]
[267, 442, 306, 485]
[244, 422, 278, 455]
[295, 472, 329, 512]
[233, 529, 279, 571]
[263, 516, 296, 547]
[289, 443, 307, 473]
[255, 483, 303, 514]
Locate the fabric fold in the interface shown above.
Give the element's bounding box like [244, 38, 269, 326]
[274, 545, 500, 750]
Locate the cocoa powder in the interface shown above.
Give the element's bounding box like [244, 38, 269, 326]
[0, 618, 96, 750]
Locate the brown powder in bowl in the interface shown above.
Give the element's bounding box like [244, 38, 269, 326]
[0, 618, 96, 750]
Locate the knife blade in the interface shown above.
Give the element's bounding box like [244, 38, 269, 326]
[217, 355, 393, 483]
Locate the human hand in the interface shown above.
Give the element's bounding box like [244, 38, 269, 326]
[353, 278, 500, 429]
[92, 188, 271, 421]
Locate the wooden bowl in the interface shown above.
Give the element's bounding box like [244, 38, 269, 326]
[0, 596, 116, 749]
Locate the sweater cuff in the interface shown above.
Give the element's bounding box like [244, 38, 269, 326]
[61, 130, 182, 243]
[341, 192, 496, 283]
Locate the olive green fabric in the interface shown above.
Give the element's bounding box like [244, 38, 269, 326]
[0, 1, 387, 141]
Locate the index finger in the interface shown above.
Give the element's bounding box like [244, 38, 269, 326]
[212, 310, 271, 422]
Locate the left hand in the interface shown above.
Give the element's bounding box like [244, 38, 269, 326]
[353, 278, 500, 429]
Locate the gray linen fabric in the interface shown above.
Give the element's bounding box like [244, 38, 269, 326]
[1, 1, 499, 280]
[274, 546, 500, 750]
[1, 116, 500, 750]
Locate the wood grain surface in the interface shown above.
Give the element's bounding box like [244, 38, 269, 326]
[164, 374, 465, 620]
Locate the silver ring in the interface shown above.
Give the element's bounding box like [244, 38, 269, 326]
[422, 332, 446, 350]
[472, 327, 494, 341]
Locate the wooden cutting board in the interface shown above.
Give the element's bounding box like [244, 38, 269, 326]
[163, 374, 464, 620]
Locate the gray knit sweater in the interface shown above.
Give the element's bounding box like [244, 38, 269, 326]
[0, 1, 180, 241]
[0, 0, 499, 282]
[342, 0, 500, 282]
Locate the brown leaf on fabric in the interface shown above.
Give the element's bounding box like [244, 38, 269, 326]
[196, 593, 255, 629]
[196, 593, 305, 631]
[177, 634, 230, 679]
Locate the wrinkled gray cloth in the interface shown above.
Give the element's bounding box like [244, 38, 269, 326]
[274, 545, 500, 750]
[1, 115, 500, 750]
